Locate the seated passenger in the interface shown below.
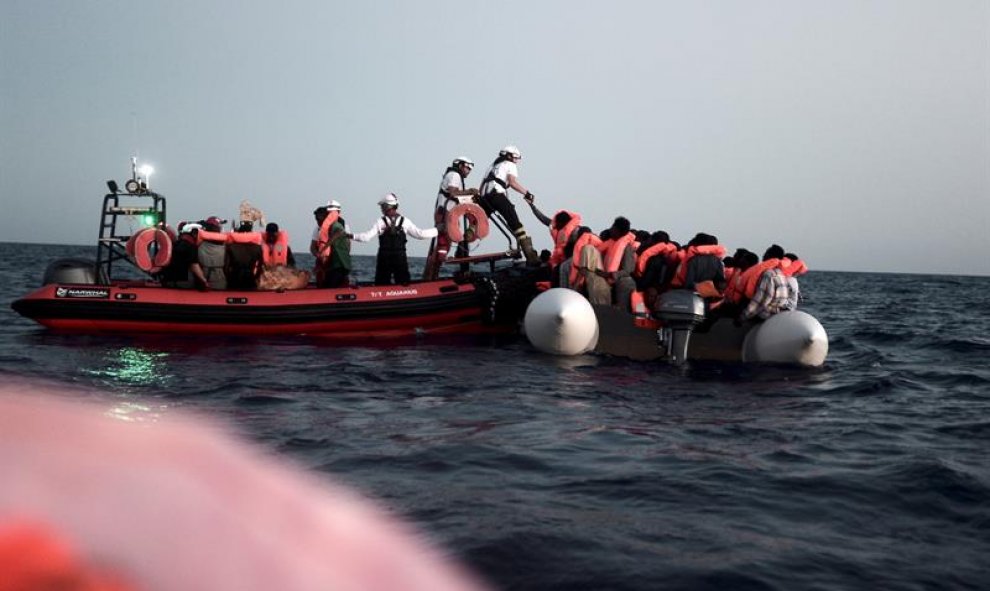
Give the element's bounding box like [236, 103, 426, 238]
[261, 223, 295, 268]
[224, 222, 263, 290]
[161, 223, 209, 290]
[198, 216, 227, 290]
[675, 233, 727, 297]
[782, 252, 807, 310]
[739, 264, 793, 322]
[592, 216, 638, 312]
[635, 231, 677, 309]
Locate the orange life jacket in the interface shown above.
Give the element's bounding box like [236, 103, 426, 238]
[195, 229, 226, 244]
[569, 232, 603, 288]
[227, 231, 264, 245]
[782, 258, 808, 277]
[316, 210, 341, 261]
[262, 231, 290, 267]
[635, 242, 678, 277]
[671, 244, 727, 288]
[549, 211, 581, 267]
[741, 258, 782, 299]
[599, 233, 638, 273]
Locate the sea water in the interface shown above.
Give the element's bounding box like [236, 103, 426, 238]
[1, 243, 988, 590]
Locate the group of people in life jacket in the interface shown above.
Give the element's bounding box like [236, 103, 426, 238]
[424, 145, 808, 324]
[159, 216, 303, 291]
[155, 142, 807, 324]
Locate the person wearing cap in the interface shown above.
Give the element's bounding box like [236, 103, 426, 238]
[197, 216, 228, 289]
[161, 223, 210, 290]
[478, 145, 540, 265]
[311, 201, 352, 288]
[349, 193, 438, 286]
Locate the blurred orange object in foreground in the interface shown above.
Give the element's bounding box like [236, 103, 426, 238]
[0, 381, 489, 591]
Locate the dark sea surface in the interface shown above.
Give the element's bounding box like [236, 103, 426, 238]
[2, 242, 989, 590]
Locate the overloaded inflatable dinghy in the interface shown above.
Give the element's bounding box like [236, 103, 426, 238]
[523, 288, 828, 367]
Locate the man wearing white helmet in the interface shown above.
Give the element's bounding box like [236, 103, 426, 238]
[310, 200, 352, 287]
[425, 157, 479, 279]
[478, 145, 540, 265]
[349, 193, 438, 285]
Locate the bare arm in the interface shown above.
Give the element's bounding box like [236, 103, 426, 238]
[506, 174, 529, 196]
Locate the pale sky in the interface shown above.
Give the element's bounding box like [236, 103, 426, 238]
[2, 0, 988, 275]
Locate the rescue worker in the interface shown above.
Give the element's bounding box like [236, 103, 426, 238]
[349, 193, 438, 285]
[322, 201, 352, 288]
[478, 145, 539, 265]
[424, 157, 479, 279]
[197, 216, 227, 289]
[161, 223, 210, 290]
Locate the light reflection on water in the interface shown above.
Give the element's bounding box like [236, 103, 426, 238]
[84, 347, 171, 388]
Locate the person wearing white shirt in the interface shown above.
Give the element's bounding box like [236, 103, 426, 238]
[424, 157, 479, 280]
[478, 145, 539, 265]
[349, 193, 439, 285]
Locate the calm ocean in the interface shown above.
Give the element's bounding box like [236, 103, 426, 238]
[2, 242, 988, 590]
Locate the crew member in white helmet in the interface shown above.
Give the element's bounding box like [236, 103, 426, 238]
[425, 157, 479, 279]
[478, 145, 539, 265]
[349, 193, 438, 285]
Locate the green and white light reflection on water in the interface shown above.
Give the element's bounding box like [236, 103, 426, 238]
[83, 346, 173, 422]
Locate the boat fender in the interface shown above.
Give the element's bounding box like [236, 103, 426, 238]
[524, 288, 599, 355]
[126, 228, 173, 274]
[741, 310, 828, 367]
[445, 203, 489, 243]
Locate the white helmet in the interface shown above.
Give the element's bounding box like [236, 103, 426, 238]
[378, 193, 399, 207]
[327, 199, 342, 211]
[499, 145, 522, 160]
[452, 156, 474, 168]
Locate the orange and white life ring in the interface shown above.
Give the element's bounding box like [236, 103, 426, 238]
[126, 228, 173, 273]
[445, 203, 489, 243]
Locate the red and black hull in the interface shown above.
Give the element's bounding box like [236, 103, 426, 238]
[11, 279, 508, 337]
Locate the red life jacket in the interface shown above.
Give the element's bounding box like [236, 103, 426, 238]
[599, 233, 638, 273]
[316, 210, 341, 261]
[569, 232, 603, 288]
[671, 244, 727, 288]
[741, 258, 782, 299]
[262, 231, 290, 267]
[549, 211, 581, 267]
[635, 242, 678, 277]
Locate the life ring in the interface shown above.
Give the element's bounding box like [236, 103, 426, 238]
[126, 228, 173, 273]
[446, 203, 489, 243]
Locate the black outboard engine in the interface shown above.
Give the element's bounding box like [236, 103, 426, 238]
[655, 290, 706, 365]
[42, 258, 107, 286]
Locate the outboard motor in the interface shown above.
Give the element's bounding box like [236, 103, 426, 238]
[655, 290, 706, 365]
[41, 258, 107, 286]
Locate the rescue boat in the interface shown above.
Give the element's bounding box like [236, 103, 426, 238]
[11, 165, 539, 337]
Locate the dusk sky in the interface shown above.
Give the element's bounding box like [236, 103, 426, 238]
[2, 1, 988, 275]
